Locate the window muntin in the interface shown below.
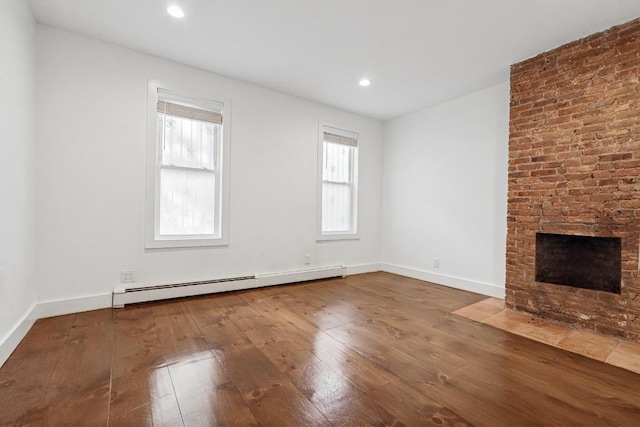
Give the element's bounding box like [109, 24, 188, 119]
[319, 125, 359, 239]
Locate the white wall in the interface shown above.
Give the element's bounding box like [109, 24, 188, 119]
[381, 83, 509, 297]
[0, 15, 509, 367]
[0, 0, 37, 364]
[34, 26, 383, 307]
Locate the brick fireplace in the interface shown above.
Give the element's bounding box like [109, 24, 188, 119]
[506, 18, 640, 341]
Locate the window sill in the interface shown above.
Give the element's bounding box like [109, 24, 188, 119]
[145, 236, 229, 249]
[316, 233, 360, 242]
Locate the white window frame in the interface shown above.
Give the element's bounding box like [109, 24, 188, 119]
[145, 80, 231, 249]
[317, 123, 360, 241]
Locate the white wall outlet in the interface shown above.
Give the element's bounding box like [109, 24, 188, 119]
[433, 258, 440, 268]
[304, 254, 311, 265]
[120, 270, 136, 283]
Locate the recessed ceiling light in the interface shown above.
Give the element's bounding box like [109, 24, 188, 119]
[167, 5, 185, 18]
[359, 78, 371, 87]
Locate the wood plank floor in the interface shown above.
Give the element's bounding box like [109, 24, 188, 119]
[2, 272, 640, 426]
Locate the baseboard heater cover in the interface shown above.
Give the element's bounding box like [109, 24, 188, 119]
[112, 276, 256, 308]
[255, 266, 345, 287]
[112, 266, 345, 308]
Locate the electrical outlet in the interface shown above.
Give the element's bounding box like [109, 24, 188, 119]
[433, 258, 440, 268]
[304, 254, 311, 265]
[120, 270, 136, 283]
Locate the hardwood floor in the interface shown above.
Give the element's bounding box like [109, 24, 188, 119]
[1, 272, 640, 426]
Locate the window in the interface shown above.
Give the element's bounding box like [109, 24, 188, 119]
[145, 84, 230, 248]
[318, 125, 359, 240]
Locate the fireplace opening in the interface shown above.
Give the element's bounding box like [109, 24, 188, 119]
[535, 233, 621, 294]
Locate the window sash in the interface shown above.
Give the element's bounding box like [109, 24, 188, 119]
[322, 182, 353, 233]
[320, 128, 358, 236]
[323, 141, 353, 184]
[155, 102, 221, 239]
[158, 113, 220, 170]
[158, 168, 218, 237]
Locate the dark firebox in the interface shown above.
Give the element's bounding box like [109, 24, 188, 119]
[535, 233, 621, 294]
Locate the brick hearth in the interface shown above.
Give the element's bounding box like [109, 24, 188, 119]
[506, 17, 640, 341]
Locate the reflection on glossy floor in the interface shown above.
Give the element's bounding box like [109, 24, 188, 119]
[2, 272, 640, 425]
[454, 298, 640, 374]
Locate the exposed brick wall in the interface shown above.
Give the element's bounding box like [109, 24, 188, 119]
[506, 17, 640, 341]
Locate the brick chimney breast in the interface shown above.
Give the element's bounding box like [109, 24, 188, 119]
[506, 17, 640, 342]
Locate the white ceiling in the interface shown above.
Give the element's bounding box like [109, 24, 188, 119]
[27, 0, 640, 121]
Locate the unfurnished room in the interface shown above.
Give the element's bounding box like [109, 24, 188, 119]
[2, 0, 640, 425]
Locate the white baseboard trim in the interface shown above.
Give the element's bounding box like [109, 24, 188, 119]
[0, 293, 112, 368]
[381, 263, 505, 299]
[36, 293, 113, 319]
[344, 263, 382, 276]
[0, 303, 37, 368]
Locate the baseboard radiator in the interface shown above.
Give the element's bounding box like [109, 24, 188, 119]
[112, 266, 345, 308]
